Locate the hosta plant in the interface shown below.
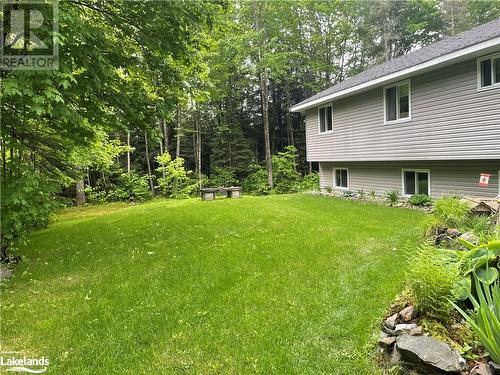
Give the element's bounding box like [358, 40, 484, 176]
[459, 239, 500, 285]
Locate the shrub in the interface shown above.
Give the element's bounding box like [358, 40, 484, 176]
[209, 167, 239, 187]
[369, 189, 377, 199]
[1, 167, 59, 255]
[297, 172, 320, 191]
[452, 278, 500, 364]
[434, 196, 471, 228]
[112, 172, 152, 202]
[386, 190, 399, 205]
[409, 194, 433, 206]
[272, 146, 301, 194]
[407, 244, 466, 320]
[242, 164, 271, 195]
[358, 189, 365, 200]
[156, 154, 198, 199]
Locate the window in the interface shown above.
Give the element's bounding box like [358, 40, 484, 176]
[384, 81, 411, 123]
[478, 53, 500, 89]
[318, 104, 333, 133]
[334, 168, 349, 189]
[402, 169, 430, 196]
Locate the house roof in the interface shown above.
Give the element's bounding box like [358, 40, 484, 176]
[291, 18, 500, 112]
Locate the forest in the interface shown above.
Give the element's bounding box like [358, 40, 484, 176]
[2, 0, 500, 258]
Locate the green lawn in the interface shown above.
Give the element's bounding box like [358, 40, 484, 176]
[1, 194, 424, 374]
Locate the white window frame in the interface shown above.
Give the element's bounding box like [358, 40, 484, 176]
[401, 169, 431, 197]
[498, 170, 500, 198]
[318, 103, 333, 134]
[333, 167, 349, 190]
[384, 80, 412, 124]
[477, 52, 500, 91]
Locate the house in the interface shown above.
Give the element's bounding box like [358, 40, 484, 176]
[291, 19, 500, 198]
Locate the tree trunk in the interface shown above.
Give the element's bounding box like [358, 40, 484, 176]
[162, 118, 169, 157]
[144, 132, 154, 195]
[176, 107, 181, 159]
[285, 80, 294, 146]
[75, 179, 86, 206]
[193, 104, 202, 183]
[253, 0, 273, 188]
[127, 131, 131, 174]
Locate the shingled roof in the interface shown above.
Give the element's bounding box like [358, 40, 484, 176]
[292, 18, 500, 111]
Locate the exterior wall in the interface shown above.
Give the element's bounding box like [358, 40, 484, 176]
[305, 54, 500, 162]
[319, 161, 500, 198]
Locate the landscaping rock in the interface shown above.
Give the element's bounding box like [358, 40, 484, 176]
[394, 323, 417, 335]
[446, 228, 462, 238]
[470, 363, 493, 375]
[0, 267, 13, 281]
[396, 334, 466, 374]
[409, 326, 423, 336]
[489, 362, 500, 375]
[391, 345, 401, 364]
[379, 335, 397, 350]
[384, 313, 399, 329]
[399, 305, 417, 321]
[460, 231, 478, 245]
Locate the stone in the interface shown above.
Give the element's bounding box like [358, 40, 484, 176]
[409, 326, 422, 336]
[399, 305, 417, 321]
[394, 323, 417, 335]
[0, 267, 13, 281]
[390, 345, 401, 364]
[446, 228, 462, 238]
[396, 334, 466, 374]
[460, 231, 479, 245]
[470, 363, 493, 375]
[384, 313, 399, 329]
[379, 335, 397, 350]
[489, 362, 500, 375]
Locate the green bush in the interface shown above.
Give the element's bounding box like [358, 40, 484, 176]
[407, 244, 466, 320]
[409, 194, 433, 206]
[1, 167, 58, 254]
[434, 196, 471, 228]
[156, 154, 198, 199]
[386, 190, 399, 205]
[297, 172, 319, 191]
[209, 167, 239, 187]
[272, 146, 301, 194]
[242, 164, 271, 195]
[112, 173, 153, 202]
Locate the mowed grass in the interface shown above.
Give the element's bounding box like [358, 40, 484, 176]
[1, 194, 424, 374]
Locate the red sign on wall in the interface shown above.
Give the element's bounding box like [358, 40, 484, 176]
[479, 173, 491, 187]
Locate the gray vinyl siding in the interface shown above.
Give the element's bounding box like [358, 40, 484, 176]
[319, 161, 499, 198]
[306, 55, 500, 162]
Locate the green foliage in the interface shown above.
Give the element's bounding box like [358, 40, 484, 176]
[434, 196, 471, 228]
[272, 146, 301, 194]
[242, 164, 271, 196]
[85, 172, 152, 203]
[297, 172, 320, 191]
[1, 167, 58, 253]
[409, 194, 433, 207]
[386, 190, 399, 205]
[156, 154, 198, 199]
[407, 244, 466, 320]
[369, 189, 377, 199]
[208, 167, 239, 187]
[452, 278, 500, 364]
[459, 239, 500, 285]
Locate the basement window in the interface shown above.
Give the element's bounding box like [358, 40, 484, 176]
[402, 169, 430, 196]
[384, 80, 411, 123]
[478, 53, 500, 89]
[318, 104, 333, 133]
[334, 168, 349, 189]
